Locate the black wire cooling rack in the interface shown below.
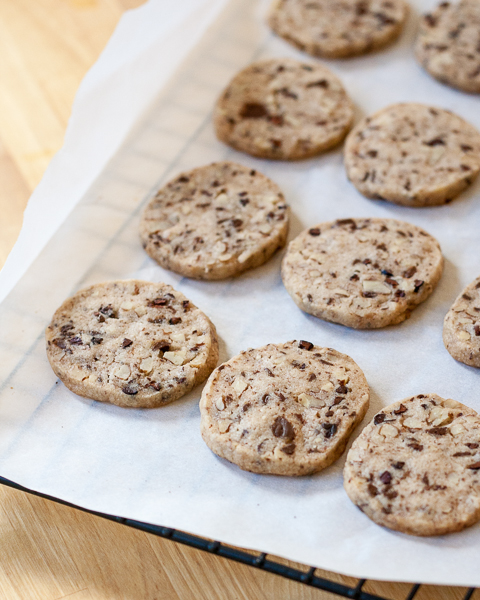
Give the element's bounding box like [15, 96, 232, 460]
[0, 476, 476, 600]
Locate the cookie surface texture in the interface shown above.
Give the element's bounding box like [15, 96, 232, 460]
[214, 58, 354, 160]
[140, 162, 289, 280]
[344, 394, 480, 536]
[415, 0, 480, 94]
[344, 103, 480, 207]
[268, 0, 408, 59]
[281, 218, 443, 329]
[443, 275, 480, 367]
[46, 280, 219, 408]
[200, 341, 370, 476]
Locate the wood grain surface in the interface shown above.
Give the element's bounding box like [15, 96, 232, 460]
[0, 1, 477, 598]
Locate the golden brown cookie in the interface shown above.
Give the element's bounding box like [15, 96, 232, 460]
[46, 280, 219, 408]
[214, 58, 354, 160]
[344, 103, 480, 207]
[268, 0, 408, 59]
[281, 218, 444, 329]
[140, 162, 289, 280]
[200, 341, 369, 476]
[344, 394, 480, 536]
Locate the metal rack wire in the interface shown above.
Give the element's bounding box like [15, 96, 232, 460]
[0, 476, 476, 600]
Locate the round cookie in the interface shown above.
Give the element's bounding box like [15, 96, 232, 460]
[268, 0, 408, 59]
[200, 341, 370, 476]
[415, 0, 480, 94]
[344, 394, 480, 536]
[140, 162, 289, 280]
[213, 58, 354, 160]
[344, 103, 480, 207]
[46, 280, 219, 408]
[281, 218, 443, 329]
[443, 275, 480, 367]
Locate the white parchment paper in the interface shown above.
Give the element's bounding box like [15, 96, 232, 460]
[1, 0, 480, 586]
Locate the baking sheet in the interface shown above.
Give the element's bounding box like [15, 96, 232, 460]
[1, 0, 480, 586]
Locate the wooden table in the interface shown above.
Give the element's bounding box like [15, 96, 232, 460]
[0, 2, 476, 598]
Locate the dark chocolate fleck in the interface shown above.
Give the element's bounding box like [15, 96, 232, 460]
[322, 423, 337, 438]
[122, 384, 139, 395]
[299, 340, 314, 351]
[272, 417, 295, 440]
[240, 103, 268, 119]
[281, 443, 296, 455]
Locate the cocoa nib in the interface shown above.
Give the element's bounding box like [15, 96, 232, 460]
[265, 368, 274, 377]
[281, 443, 296, 455]
[424, 137, 445, 147]
[394, 404, 407, 415]
[122, 338, 133, 348]
[148, 382, 162, 391]
[408, 442, 424, 451]
[336, 385, 348, 395]
[322, 423, 337, 438]
[277, 87, 298, 99]
[474, 325, 480, 336]
[99, 305, 116, 318]
[379, 471, 392, 484]
[149, 297, 168, 307]
[392, 461, 405, 470]
[306, 79, 329, 88]
[374, 12, 396, 26]
[91, 337, 103, 345]
[368, 483, 378, 497]
[298, 340, 313, 351]
[402, 266, 417, 278]
[374, 413, 386, 425]
[152, 341, 170, 352]
[308, 373, 316, 381]
[336, 218, 357, 230]
[467, 443, 479, 449]
[414, 280, 424, 293]
[53, 338, 67, 350]
[169, 317, 182, 325]
[427, 427, 448, 436]
[69, 336, 83, 345]
[467, 462, 480, 470]
[240, 103, 268, 119]
[272, 417, 295, 440]
[122, 384, 139, 395]
[309, 228, 321, 236]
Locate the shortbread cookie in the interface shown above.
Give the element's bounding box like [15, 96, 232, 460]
[282, 218, 443, 329]
[415, 0, 480, 94]
[140, 162, 289, 280]
[344, 103, 480, 207]
[200, 341, 370, 476]
[268, 0, 408, 59]
[214, 58, 354, 160]
[344, 394, 480, 536]
[443, 275, 480, 367]
[46, 280, 219, 408]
